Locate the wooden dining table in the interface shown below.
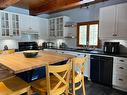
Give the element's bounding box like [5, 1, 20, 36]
[0, 51, 74, 74]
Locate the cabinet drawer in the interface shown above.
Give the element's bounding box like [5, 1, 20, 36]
[113, 74, 127, 89]
[113, 63, 127, 74]
[114, 57, 127, 64]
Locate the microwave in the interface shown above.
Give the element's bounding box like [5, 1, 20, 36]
[103, 42, 120, 54]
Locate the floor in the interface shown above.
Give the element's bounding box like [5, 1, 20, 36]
[76, 80, 127, 95]
[0, 67, 127, 95]
[32, 80, 127, 95]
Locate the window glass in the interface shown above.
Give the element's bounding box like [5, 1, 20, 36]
[89, 24, 98, 46]
[77, 21, 99, 47]
[79, 25, 87, 45]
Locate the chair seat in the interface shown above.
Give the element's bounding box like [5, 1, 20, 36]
[0, 76, 30, 95]
[30, 75, 64, 94]
[0, 69, 14, 81]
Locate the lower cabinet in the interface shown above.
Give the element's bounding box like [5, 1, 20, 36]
[113, 57, 127, 91]
[90, 55, 113, 87]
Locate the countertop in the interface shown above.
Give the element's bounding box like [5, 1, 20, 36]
[0, 51, 73, 73]
[44, 48, 127, 58]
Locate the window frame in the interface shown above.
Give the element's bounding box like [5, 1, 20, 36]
[77, 21, 99, 48]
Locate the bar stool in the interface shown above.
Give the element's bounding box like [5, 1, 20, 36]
[30, 62, 71, 95]
[70, 57, 87, 95]
[0, 76, 31, 95]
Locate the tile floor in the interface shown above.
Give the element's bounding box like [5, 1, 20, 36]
[0, 67, 127, 95]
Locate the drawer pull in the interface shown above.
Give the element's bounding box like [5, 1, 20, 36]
[118, 78, 123, 81]
[62, 52, 64, 53]
[119, 60, 125, 62]
[119, 67, 124, 69]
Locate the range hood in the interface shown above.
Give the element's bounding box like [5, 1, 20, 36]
[21, 32, 39, 41]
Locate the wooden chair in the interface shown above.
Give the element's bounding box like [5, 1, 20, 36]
[30, 62, 71, 95]
[70, 57, 87, 95]
[0, 76, 31, 95]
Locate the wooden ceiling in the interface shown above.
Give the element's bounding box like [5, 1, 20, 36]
[0, 0, 107, 16]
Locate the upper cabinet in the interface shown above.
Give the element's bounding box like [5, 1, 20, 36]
[0, 11, 20, 38]
[49, 16, 70, 39]
[20, 15, 40, 33]
[99, 3, 127, 39]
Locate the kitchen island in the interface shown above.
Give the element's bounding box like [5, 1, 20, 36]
[0, 51, 73, 74]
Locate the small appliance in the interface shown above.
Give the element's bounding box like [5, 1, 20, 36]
[103, 42, 120, 54]
[42, 42, 55, 48]
[18, 42, 38, 51]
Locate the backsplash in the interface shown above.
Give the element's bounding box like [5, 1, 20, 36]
[0, 39, 18, 50]
[101, 39, 127, 54]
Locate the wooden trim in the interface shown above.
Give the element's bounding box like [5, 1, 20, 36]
[0, 0, 20, 9]
[30, 0, 107, 15]
[77, 21, 99, 48]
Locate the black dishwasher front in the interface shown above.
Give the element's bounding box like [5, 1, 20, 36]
[90, 55, 113, 87]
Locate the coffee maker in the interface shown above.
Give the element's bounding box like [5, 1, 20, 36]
[103, 42, 120, 54]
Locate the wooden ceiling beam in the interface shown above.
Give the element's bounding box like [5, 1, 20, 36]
[0, 0, 20, 9]
[30, 0, 107, 16]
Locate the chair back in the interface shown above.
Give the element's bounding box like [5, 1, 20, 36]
[72, 57, 87, 90]
[46, 61, 71, 95]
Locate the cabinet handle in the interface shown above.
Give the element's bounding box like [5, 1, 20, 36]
[62, 52, 64, 54]
[119, 67, 124, 69]
[119, 60, 125, 62]
[118, 78, 124, 81]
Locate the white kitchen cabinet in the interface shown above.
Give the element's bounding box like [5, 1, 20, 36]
[0, 11, 20, 38]
[99, 3, 127, 39]
[117, 3, 127, 38]
[20, 14, 48, 40]
[38, 18, 48, 40]
[49, 16, 70, 39]
[113, 57, 127, 92]
[20, 15, 40, 33]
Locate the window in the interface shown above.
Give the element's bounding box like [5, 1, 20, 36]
[77, 21, 99, 47]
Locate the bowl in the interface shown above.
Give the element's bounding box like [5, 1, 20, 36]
[23, 50, 39, 58]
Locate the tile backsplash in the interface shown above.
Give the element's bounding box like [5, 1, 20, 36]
[101, 39, 127, 54]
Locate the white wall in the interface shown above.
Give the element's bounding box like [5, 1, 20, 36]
[46, 0, 127, 52]
[49, 0, 127, 22]
[4, 6, 29, 15]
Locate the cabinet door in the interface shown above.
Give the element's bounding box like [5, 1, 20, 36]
[99, 5, 116, 39]
[30, 16, 40, 33]
[20, 15, 30, 32]
[56, 17, 63, 37]
[49, 18, 56, 37]
[100, 56, 113, 86]
[39, 18, 48, 40]
[0, 12, 11, 37]
[90, 55, 100, 82]
[117, 3, 127, 38]
[12, 14, 20, 36]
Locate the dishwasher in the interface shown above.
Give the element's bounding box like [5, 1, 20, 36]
[90, 55, 113, 87]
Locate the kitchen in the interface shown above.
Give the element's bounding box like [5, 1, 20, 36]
[0, 0, 127, 95]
